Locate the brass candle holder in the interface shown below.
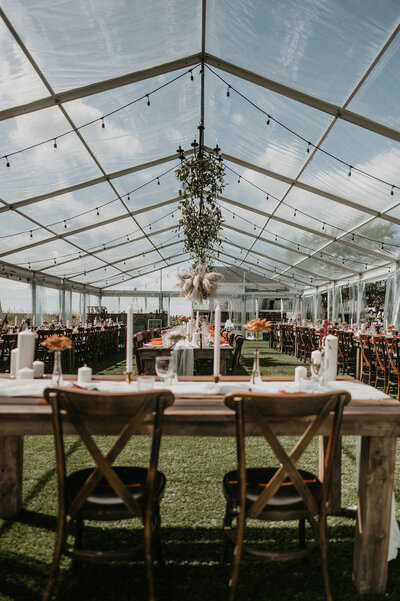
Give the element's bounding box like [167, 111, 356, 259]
[124, 371, 133, 384]
[214, 375, 220, 384]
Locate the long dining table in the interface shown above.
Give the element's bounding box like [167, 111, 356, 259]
[0, 373, 399, 596]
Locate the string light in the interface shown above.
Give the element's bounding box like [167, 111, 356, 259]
[226, 85, 231, 97]
[96, 208, 99, 216]
[224, 162, 399, 251]
[391, 186, 394, 196]
[101, 118, 105, 129]
[266, 116, 270, 126]
[190, 70, 194, 81]
[348, 166, 352, 177]
[5, 156, 10, 167]
[205, 64, 399, 197]
[53, 139, 57, 149]
[146, 95, 151, 107]
[306, 143, 311, 153]
[0, 66, 198, 165]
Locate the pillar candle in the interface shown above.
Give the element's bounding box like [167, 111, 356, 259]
[78, 364, 92, 383]
[324, 334, 338, 381]
[294, 365, 307, 382]
[16, 329, 36, 372]
[195, 311, 199, 329]
[126, 305, 133, 373]
[10, 349, 18, 378]
[18, 367, 34, 380]
[213, 304, 221, 378]
[33, 360, 44, 378]
[311, 349, 322, 363]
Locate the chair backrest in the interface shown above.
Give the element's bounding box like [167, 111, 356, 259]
[44, 387, 174, 519]
[224, 390, 350, 519]
[230, 335, 244, 374]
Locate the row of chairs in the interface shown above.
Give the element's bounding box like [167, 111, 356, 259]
[42, 386, 349, 601]
[359, 334, 400, 400]
[35, 327, 123, 373]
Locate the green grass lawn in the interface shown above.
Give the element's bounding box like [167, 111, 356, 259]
[1, 341, 400, 601]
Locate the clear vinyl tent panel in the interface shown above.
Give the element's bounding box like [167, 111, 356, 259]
[0, 1, 399, 316]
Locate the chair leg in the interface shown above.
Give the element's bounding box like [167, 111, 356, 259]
[228, 508, 246, 601]
[71, 519, 84, 570]
[220, 502, 233, 567]
[42, 516, 66, 601]
[298, 518, 306, 548]
[319, 517, 333, 601]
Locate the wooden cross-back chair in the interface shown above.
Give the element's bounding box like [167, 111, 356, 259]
[221, 390, 350, 601]
[359, 334, 376, 386]
[384, 336, 400, 400]
[43, 387, 174, 601]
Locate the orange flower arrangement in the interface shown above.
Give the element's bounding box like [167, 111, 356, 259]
[243, 318, 272, 332]
[41, 334, 73, 351]
[388, 324, 396, 329]
[177, 315, 187, 323]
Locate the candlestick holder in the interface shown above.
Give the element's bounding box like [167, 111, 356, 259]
[124, 371, 133, 384]
[214, 375, 220, 384]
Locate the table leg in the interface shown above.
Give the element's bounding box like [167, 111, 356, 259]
[319, 435, 342, 515]
[352, 435, 396, 595]
[0, 435, 23, 518]
[220, 357, 227, 376]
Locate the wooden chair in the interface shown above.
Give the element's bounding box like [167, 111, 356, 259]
[230, 335, 244, 374]
[370, 336, 387, 391]
[0, 333, 17, 372]
[384, 336, 400, 400]
[133, 332, 145, 375]
[359, 334, 376, 386]
[221, 389, 350, 601]
[42, 387, 174, 601]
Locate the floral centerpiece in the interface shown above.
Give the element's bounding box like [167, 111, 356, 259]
[243, 318, 272, 384]
[41, 335, 73, 385]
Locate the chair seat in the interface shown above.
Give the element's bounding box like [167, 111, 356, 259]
[67, 466, 166, 520]
[224, 467, 322, 513]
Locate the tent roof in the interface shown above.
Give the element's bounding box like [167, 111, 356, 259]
[1, 0, 399, 298]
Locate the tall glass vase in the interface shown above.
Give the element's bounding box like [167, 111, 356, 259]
[52, 350, 64, 386]
[250, 344, 262, 385]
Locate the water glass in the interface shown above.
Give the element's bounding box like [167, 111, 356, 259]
[155, 356, 173, 384]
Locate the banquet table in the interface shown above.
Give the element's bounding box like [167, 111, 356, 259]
[138, 343, 233, 375]
[0, 374, 399, 596]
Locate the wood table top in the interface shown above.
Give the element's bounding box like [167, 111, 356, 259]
[0, 374, 399, 437]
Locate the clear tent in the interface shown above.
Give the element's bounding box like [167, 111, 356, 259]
[0, 0, 400, 316]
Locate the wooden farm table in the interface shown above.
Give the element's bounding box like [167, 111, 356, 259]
[0, 374, 399, 596]
[138, 344, 233, 375]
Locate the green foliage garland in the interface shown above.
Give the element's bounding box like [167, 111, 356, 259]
[175, 153, 225, 269]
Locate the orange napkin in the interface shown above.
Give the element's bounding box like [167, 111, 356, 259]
[150, 338, 163, 345]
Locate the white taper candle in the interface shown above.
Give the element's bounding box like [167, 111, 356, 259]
[126, 305, 133, 373]
[213, 304, 221, 378]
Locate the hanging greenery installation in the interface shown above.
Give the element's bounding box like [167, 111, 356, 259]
[175, 152, 225, 270]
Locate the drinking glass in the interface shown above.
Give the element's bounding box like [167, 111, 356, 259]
[310, 355, 323, 389]
[155, 356, 173, 385]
